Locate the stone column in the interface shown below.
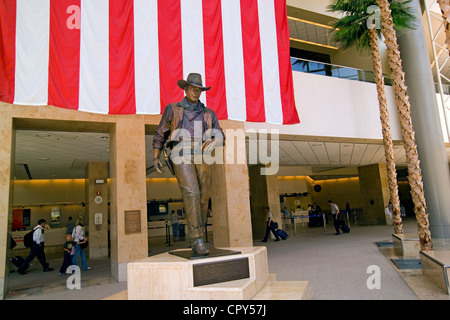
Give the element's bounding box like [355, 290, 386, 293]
[109, 118, 148, 282]
[358, 163, 390, 225]
[249, 164, 281, 239]
[209, 121, 253, 248]
[0, 105, 13, 299]
[85, 162, 108, 258]
[397, 0, 450, 238]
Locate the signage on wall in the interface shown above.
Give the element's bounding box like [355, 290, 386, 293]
[124, 210, 141, 234]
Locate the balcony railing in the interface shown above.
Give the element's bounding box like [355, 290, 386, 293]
[291, 57, 450, 96]
[290, 57, 393, 86]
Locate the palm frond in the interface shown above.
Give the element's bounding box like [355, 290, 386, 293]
[327, 0, 416, 53]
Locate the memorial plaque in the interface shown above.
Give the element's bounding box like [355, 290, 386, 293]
[124, 210, 141, 234]
[192, 257, 249, 287]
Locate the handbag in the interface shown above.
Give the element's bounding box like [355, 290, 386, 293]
[79, 238, 88, 249]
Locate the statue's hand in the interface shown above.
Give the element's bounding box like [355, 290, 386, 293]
[153, 158, 164, 174]
[202, 139, 221, 153]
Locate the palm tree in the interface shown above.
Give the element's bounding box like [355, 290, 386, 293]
[328, 0, 413, 235]
[437, 0, 450, 49]
[376, 0, 432, 251]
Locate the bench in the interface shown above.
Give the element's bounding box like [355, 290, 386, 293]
[420, 250, 450, 295]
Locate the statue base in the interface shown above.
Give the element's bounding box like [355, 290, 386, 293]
[168, 247, 241, 260]
[127, 246, 312, 300]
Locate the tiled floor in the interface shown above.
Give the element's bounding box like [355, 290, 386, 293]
[4, 217, 450, 300]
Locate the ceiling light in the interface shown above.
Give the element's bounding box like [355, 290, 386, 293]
[100, 136, 109, 139]
[35, 133, 51, 137]
[37, 158, 50, 161]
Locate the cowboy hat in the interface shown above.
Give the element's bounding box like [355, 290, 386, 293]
[177, 73, 211, 91]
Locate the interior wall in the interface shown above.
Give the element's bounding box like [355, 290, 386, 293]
[307, 177, 362, 210]
[12, 174, 363, 228]
[246, 71, 402, 142]
[13, 179, 87, 229]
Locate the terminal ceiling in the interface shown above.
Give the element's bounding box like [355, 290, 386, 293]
[12, 129, 428, 181]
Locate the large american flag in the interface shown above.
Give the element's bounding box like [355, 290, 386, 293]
[0, 0, 299, 124]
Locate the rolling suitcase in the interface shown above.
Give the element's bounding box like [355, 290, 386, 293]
[11, 256, 28, 270]
[276, 228, 288, 240]
[339, 221, 350, 233]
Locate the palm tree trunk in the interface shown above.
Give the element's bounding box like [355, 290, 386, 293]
[438, 0, 450, 49]
[368, 28, 403, 234]
[376, 0, 432, 251]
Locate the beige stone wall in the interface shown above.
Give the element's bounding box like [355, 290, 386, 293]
[358, 163, 390, 225]
[0, 105, 13, 299]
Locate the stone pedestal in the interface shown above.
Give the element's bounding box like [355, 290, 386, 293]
[392, 233, 420, 258]
[420, 250, 450, 295]
[126, 246, 311, 300]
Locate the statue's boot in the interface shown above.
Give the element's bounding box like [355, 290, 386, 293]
[190, 237, 209, 256]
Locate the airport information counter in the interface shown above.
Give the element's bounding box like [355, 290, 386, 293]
[282, 212, 327, 234]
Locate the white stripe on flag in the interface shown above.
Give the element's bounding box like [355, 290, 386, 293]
[258, 0, 283, 124]
[134, 0, 160, 114]
[14, 0, 50, 105]
[78, 0, 109, 114]
[181, 0, 207, 105]
[221, 0, 246, 122]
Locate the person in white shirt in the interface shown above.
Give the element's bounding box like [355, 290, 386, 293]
[169, 210, 180, 241]
[328, 200, 341, 235]
[71, 219, 90, 271]
[261, 206, 281, 242]
[18, 219, 54, 274]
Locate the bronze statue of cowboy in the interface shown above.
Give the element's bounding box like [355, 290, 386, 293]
[153, 73, 224, 256]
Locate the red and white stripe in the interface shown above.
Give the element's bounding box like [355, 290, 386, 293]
[0, 0, 299, 124]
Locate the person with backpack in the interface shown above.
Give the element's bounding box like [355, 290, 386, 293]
[17, 219, 54, 274]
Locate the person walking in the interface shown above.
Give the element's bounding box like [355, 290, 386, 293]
[71, 219, 90, 271]
[169, 210, 180, 241]
[17, 219, 54, 274]
[262, 206, 281, 242]
[58, 233, 75, 276]
[328, 200, 341, 235]
[65, 216, 75, 235]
